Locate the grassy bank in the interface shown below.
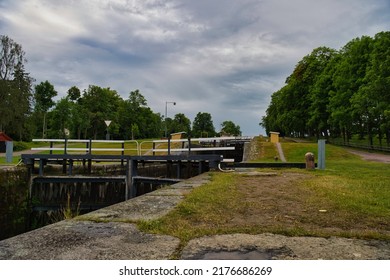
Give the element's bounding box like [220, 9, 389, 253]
[138, 142, 390, 254]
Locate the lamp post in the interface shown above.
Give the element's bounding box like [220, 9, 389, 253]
[165, 101, 176, 137]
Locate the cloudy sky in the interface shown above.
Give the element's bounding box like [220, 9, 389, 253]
[1, 0, 389, 136]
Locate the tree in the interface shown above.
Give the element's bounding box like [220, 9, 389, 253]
[80, 85, 121, 139]
[67, 86, 81, 101]
[192, 112, 216, 137]
[261, 32, 390, 145]
[170, 113, 191, 135]
[118, 89, 148, 139]
[0, 35, 25, 80]
[34, 80, 57, 138]
[220, 120, 241, 136]
[49, 97, 72, 138]
[328, 36, 373, 143]
[0, 35, 33, 139]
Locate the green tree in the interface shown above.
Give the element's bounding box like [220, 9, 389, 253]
[329, 36, 373, 143]
[0, 35, 33, 140]
[34, 80, 57, 138]
[192, 112, 215, 137]
[49, 97, 72, 138]
[170, 113, 191, 135]
[67, 86, 81, 101]
[350, 32, 390, 146]
[80, 85, 121, 139]
[118, 89, 147, 139]
[220, 120, 241, 136]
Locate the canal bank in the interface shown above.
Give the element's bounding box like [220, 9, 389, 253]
[1, 171, 390, 260]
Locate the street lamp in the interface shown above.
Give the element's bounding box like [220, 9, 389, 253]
[165, 101, 176, 137]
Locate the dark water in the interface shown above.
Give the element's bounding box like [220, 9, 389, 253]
[201, 250, 274, 260]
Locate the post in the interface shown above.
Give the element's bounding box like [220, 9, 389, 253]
[64, 138, 68, 154]
[318, 139, 326, 170]
[187, 136, 192, 155]
[5, 141, 13, 163]
[39, 159, 44, 176]
[167, 135, 171, 155]
[68, 159, 73, 175]
[88, 139, 92, 154]
[126, 159, 138, 199]
[121, 142, 124, 166]
[305, 152, 315, 170]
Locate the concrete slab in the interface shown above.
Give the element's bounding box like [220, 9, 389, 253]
[181, 233, 390, 260]
[0, 220, 179, 260]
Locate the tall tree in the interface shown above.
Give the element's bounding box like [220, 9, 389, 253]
[192, 112, 216, 137]
[80, 85, 120, 139]
[220, 120, 241, 136]
[170, 113, 191, 135]
[67, 85, 81, 101]
[0, 35, 33, 139]
[49, 97, 72, 138]
[118, 89, 147, 139]
[329, 36, 373, 143]
[34, 80, 57, 138]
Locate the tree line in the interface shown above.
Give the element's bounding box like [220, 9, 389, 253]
[1, 35, 241, 141]
[261, 31, 390, 146]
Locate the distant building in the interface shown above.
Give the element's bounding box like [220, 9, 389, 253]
[0, 132, 13, 153]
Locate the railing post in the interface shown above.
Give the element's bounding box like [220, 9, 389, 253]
[89, 139, 92, 154]
[188, 136, 191, 155]
[64, 138, 68, 154]
[168, 136, 171, 155]
[121, 142, 124, 166]
[50, 141, 53, 155]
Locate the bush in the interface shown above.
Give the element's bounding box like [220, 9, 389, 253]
[13, 141, 29, 151]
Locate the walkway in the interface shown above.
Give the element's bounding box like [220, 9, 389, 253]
[275, 142, 286, 162]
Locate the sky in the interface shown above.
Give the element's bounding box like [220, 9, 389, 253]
[1, 0, 389, 136]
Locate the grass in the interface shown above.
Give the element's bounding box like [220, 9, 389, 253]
[137, 142, 390, 252]
[138, 172, 244, 243]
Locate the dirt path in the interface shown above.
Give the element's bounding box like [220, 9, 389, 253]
[346, 148, 390, 163]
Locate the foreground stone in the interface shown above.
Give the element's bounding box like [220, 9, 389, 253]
[181, 233, 390, 260]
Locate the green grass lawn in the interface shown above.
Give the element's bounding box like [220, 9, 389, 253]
[138, 142, 390, 250]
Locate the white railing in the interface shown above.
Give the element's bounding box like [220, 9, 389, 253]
[31, 139, 140, 155]
[31, 136, 252, 156]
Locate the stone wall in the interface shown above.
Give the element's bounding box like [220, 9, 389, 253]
[0, 168, 30, 241]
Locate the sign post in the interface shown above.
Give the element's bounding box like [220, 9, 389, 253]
[318, 139, 326, 170]
[104, 120, 112, 140]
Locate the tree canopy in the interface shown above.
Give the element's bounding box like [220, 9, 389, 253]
[0, 35, 33, 139]
[261, 31, 390, 146]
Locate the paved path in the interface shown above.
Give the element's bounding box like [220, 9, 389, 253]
[275, 142, 286, 162]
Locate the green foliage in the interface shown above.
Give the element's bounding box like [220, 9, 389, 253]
[34, 80, 58, 138]
[220, 120, 241, 136]
[169, 113, 191, 135]
[262, 31, 390, 146]
[0, 35, 34, 140]
[192, 112, 216, 137]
